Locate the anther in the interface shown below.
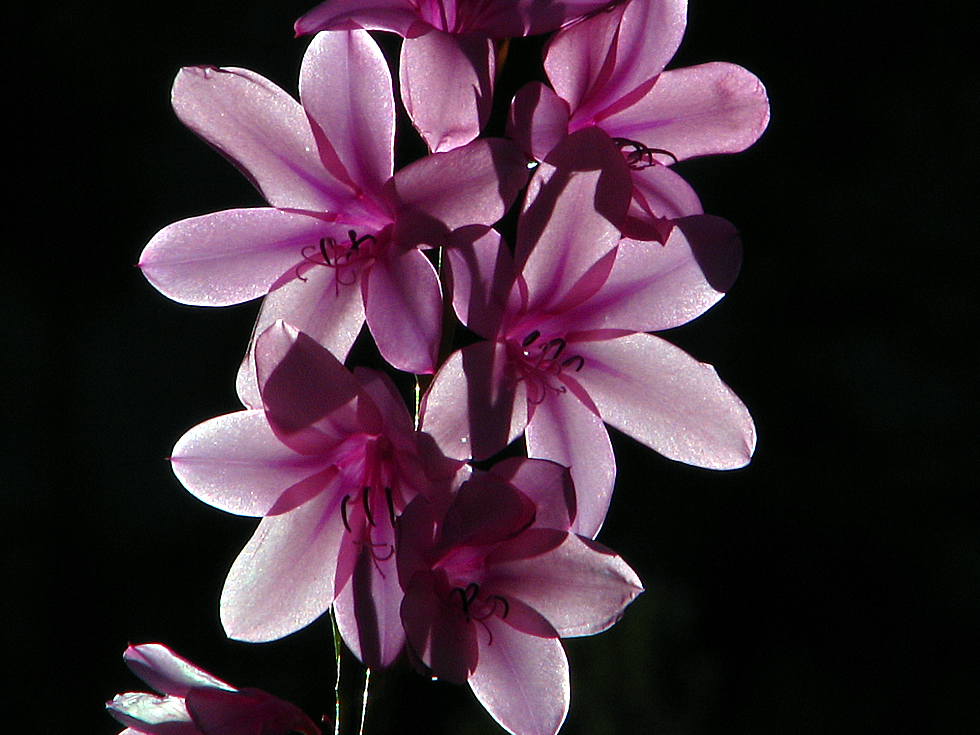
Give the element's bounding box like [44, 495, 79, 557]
[522, 330, 540, 347]
[362, 486, 375, 527]
[544, 338, 566, 359]
[340, 495, 352, 532]
[384, 487, 396, 526]
[561, 355, 585, 372]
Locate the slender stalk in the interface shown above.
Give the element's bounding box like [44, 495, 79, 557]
[330, 608, 342, 735]
[358, 668, 371, 735]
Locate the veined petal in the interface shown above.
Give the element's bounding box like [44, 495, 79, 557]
[487, 533, 643, 638]
[575, 333, 756, 468]
[171, 410, 333, 517]
[601, 62, 771, 162]
[300, 30, 395, 203]
[235, 262, 367, 409]
[524, 383, 614, 539]
[507, 82, 570, 162]
[364, 245, 442, 374]
[400, 29, 495, 153]
[172, 65, 356, 211]
[221, 485, 347, 642]
[123, 644, 233, 697]
[388, 138, 528, 248]
[421, 342, 529, 462]
[468, 617, 569, 735]
[139, 209, 338, 306]
[295, 0, 422, 36]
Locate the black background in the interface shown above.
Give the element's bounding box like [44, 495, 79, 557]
[4, 1, 977, 733]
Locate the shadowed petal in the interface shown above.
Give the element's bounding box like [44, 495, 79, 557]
[295, 0, 421, 36]
[488, 458, 576, 533]
[300, 30, 395, 204]
[621, 162, 703, 240]
[139, 209, 339, 306]
[123, 644, 232, 697]
[575, 333, 756, 468]
[507, 82, 570, 162]
[445, 226, 514, 339]
[400, 29, 495, 152]
[468, 617, 569, 735]
[172, 65, 356, 211]
[602, 62, 771, 162]
[221, 485, 346, 642]
[171, 410, 333, 517]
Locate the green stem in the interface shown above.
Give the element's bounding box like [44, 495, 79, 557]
[330, 608, 342, 735]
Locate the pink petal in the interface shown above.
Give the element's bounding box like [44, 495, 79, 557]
[575, 333, 756, 468]
[468, 616, 569, 735]
[123, 644, 232, 697]
[420, 342, 529, 461]
[445, 226, 514, 339]
[295, 0, 422, 36]
[107, 693, 200, 734]
[172, 66, 356, 211]
[507, 82, 570, 162]
[186, 687, 322, 735]
[387, 138, 528, 248]
[364, 245, 442, 374]
[299, 30, 395, 205]
[220, 485, 347, 642]
[601, 62, 771, 162]
[171, 410, 333, 517]
[235, 260, 367, 408]
[549, 0, 688, 126]
[400, 29, 494, 152]
[488, 458, 576, 533]
[438, 471, 537, 549]
[561, 215, 740, 333]
[255, 322, 381, 454]
[353, 367, 416, 439]
[524, 383, 615, 539]
[487, 533, 643, 638]
[622, 162, 703, 240]
[139, 209, 338, 306]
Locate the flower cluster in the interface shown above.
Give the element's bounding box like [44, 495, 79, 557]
[120, 2, 768, 735]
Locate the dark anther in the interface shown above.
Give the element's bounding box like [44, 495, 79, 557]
[384, 487, 396, 526]
[561, 355, 586, 372]
[371, 543, 394, 562]
[493, 595, 510, 619]
[544, 338, 567, 359]
[451, 583, 481, 620]
[362, 486, 375, 527]
[522, 330, 541, 347]
[340, 495, 352, 532]
[611, 137, 678, 169]
[347, 230, 376, 251]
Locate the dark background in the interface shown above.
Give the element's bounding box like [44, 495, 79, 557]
[4, 1, 977, 733]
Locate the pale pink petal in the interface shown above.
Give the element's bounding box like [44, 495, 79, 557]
[622, 162, 703, 240]
[468, 617, 569, 735]
[172, 66, 356, 211]
[255, 323, 381, 454]
[123, 644, 232, 697]
[171, 410, 333, 517]
[487, 533, 643, 638]
[334, 517, 405, 668]
[235, 262, 366, 408]
[560, 216, 740, 333]
[220, 485, 346, 642]
[601, 62, 771, 162]
[388, 138, 528, 248]
[364, 245, 441, 374]
[139, 209, 338, 307]
[300, 30, 395, 204]
[438, 471, 536, 549]
[488, 458, 576, 533]
[107, 693, 200, 735]
[421, 342, 529, 461]
[575, 333, 756, 468]
[524, 384, 614, 539]
[507, 82, 570, 162]
[400, 29, 494, 152]
[353, 367, 416, 439]
[445, 226, 513, 339]
[515, 129, 630, 314]
[549, 0, 688, 126]
[295, 0, 421, 36]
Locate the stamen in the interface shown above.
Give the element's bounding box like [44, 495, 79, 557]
[611, 137, 678, 169]
[543, 338, 566, 359]
[362, 486, 375, 527]
[384, 487, 396, 526]
[561, 355, 586, 372]
[522, 330, 540, 347]
[341, 495, 352, 532]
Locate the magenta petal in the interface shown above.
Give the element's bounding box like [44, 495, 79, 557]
[172, 66, 355, 211]
[220, 485, 346, 642]
[364, 246, 441, 374]
[446, 226, 513, 339]
[524, 387, 615, 539]
[171, 410, 331, 517]
[299, 30, 394, 204]
[439, 472, 536, 549]
[468, 617, 569, 735]
[507, 82, 570, 162]
[488, 458, 576, 533]
[139, 209, 334, 306]
[603, 62, 771, 162]
[235, 262, 367, 408]
[487, 533, 643, 638]
[575, 333, 756, 468]
[295, 0, 421, 36]
[421, 342, 529, 461]
[400, 29, 494, 152]
[123, 644, 232, 698]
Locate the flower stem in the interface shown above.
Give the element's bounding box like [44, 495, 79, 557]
[330, 608, 342, 735]
[358, 668, 371, 735]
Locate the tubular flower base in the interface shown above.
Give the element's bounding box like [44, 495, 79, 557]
[106, 643, 320, 735]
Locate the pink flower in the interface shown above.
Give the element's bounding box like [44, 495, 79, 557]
[509, 0, 770, 240]
[422, 128, 756, 537]
[106, 643, 320, 735]
[170, 321, 462, 667]
[295, 1, 620, 152]
[398, 457, 643, 735]
[139, 30, 527, 397]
